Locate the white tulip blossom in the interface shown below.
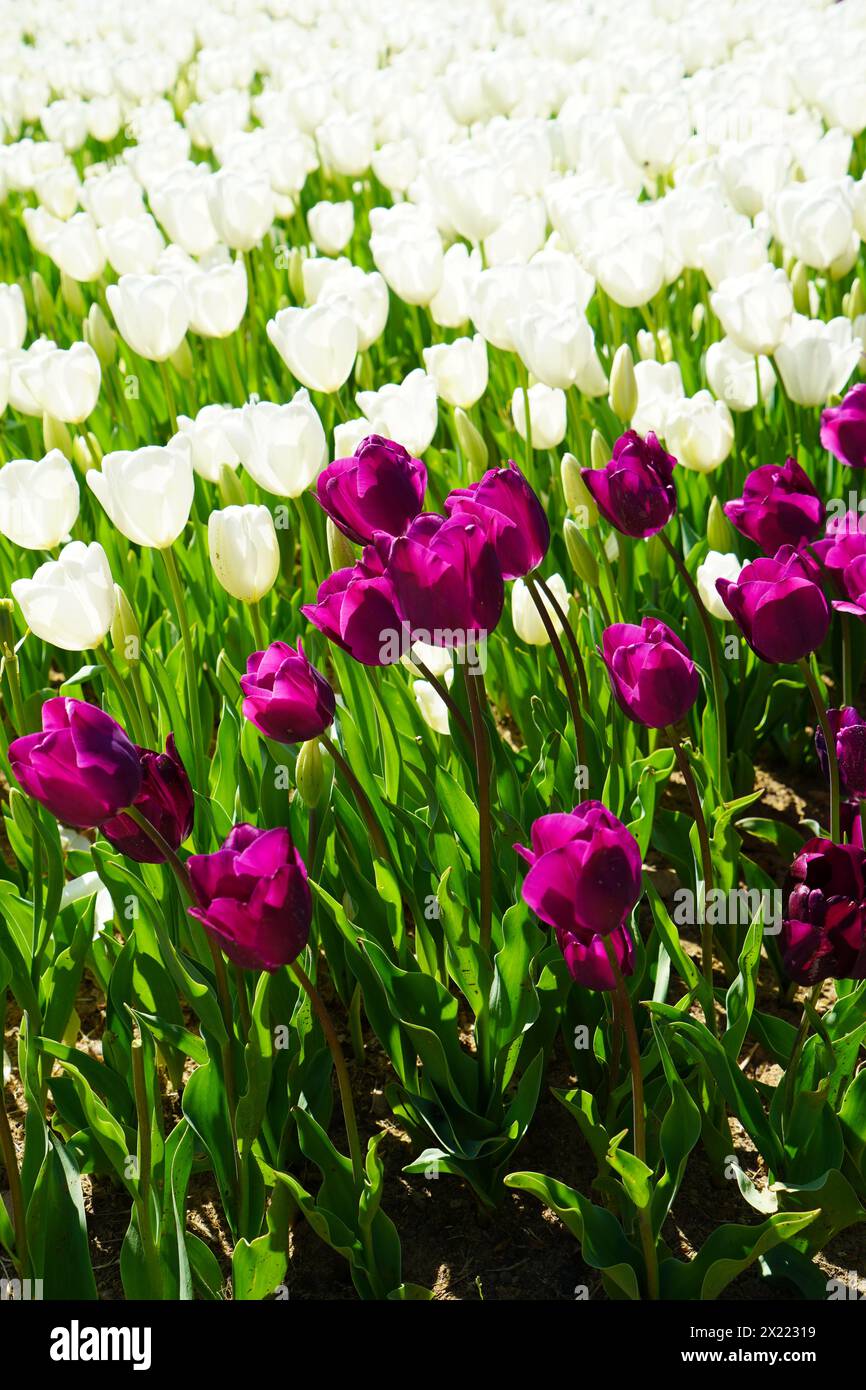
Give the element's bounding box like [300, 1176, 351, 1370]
[87, 437, 195, 548]
[511, 574, 569, 645]
[696, 552, 744, 621]
[0, 450, 80, 549]
[511, 384, 567, 450]
[356, 369, 438, 456]
[226, 393, 327, 497]
[422, 335, 488, 409]
[208, 505, 280, 604]
[267, 302, 358, 394]
[11, 541, 115, 651]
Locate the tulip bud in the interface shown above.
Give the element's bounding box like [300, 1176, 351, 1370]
[30, 270, 54, 325]
[791, 261, 811, 316]
[326, 515, 357, 570]
[846, 279, 866, 320]
[60, 271, 86, 318]
[295, 737, 331, 809]
[170, 337, 193, 380]
[604, 531, 620, 563]
[707, 495, 733, 552]
[354, 350, 374, 391]
[111, 584, 141, 664]
[657, 329, 673, 363]
[286, 246, 306, 303]
[590, 429, 610, 474]
[454, 407, 489, 479]
[561, 452, 593, 520]
[43, 413, 73, 460]
[645, 532, 666, 579]
[564, 518, 599, 586]
[217, 462, 246, 508]
[209, 505, 281, 604]
[608, 344, 637, 422]
[0, 596, 14, 653]
[85, 302, 116, 368]
[691, 303, 705, 336]
[173, 76, 192, 118]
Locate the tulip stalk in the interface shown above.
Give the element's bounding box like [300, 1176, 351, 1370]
[799, 659, 841, 844]
[290, 957, 364, 1188]
[666, 727, 718, 1032]
[602, 937, 658, 1300]
[412, 656, 472, 744]
[161, 547, 206, 794]
[659, 530, 728, 795]
[464, 666, 494, 955]
[525, 573, 588, 784]
[781, 981, 823, 1146]
[130, 1035, 163, 1297]
[319, 731, 389, 862]
[535, 573, 590, 706]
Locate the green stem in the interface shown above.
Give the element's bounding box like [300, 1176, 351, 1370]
[770, 357, 796, 458]
[158, 360, 179, 435]
[800, 659, 841, 844]
[161, 546, 206, 794]
[659, 530, 728, 795]
[96, 643, 146, 744]
[842, 614, 853, 708]
[526, 574, 588, 790]
[249, 599, 265, 651]
[667, 727, 718, 1033]
[412, 657, 472, 744]
[291, 958, 364, 1189]
[1, 640, 27, 735]
[603, 938, 658, 1301]
[465, 666, 494, 955]
[781, 982, 822, 1145]
[131, 1036, 162, 1296]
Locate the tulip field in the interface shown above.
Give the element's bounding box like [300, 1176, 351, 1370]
[6, 0, 866, 1322]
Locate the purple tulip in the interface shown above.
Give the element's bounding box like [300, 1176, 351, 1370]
[187, 823, 311, 973]
[301, 547, 405, 666]
[782, 838, 866, 984]
[241, 640, 335, 742]
[557, 922, 635, 991]
[444, 460, 549, 580]
[385, 512, 504, 645]
[724, 458, 824, 554]
[101, 735, 194, 863]
[820, 383, 866, 470]
[601, 619, 699, 728]
[815, 707, 866, 799]
[580, 430, 677, 538]
[811, 510, 866, 596]
[515, 802, 643, 940]
[9, 697, 142, 829]
[716, 545, 830, 664]
[315, 435, 427, 546]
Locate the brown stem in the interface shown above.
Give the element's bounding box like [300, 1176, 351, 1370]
[526, 574, 589, 785]
[412, 657, 472, 743]
[320, 732, 389, 862]
[536, 573, 590, 705]
[291, 958, 364, 1187]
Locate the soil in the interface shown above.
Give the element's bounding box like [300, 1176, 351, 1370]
[2, 742, 866, 1301]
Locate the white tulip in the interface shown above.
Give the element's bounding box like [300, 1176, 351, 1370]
[696, 552, 744, 621]
[333, 417, 373, 458]
[470, 265, 525, 352]
[371, 139, 419, 193]
[100, 215, 165, 276]
[226, 392, 326, 497]
[0, 450, 80, 549]
[87, 437, 194, 548]
[511, 304, 594, 390]
[413, 679, 451, 735]
[208, 504, 280, 603]
[6, 339, 57, 416]
[308, 201, 355, 256]
[44, 212, 106, 282]
[0, 284, 26, 351]
[81, 166, 144, 226]
[312, 263, 389, 352]
[150, 165, 219, 256]
[422, 335, 488, 409]
[356, 369, 438, 456]
[710, 266, 794, 356]
[483, 197, 546, 267]
[632, 360, 685, 437]
[26, 342, 101, 424]
[663, 391, 734, 474]
[771, 178, 857, 272]
[774, 314, 862, 407]
[34, 163, 80, 220]
[175, 404, 241, 482]
[511, 384, 567, 450]
[705, 339, 775, 412]
[186, 259, 248, 338]
[207, 167, 275, 252]
[369, 204, 443, 306]
[317, 113, 375, 177]
[267, 302, 358, 394]
[429, 243, 482, 328]
[11, 540, 115, 651]
[511, 573, 569, 645]
[107, 274, 190, 363]
[401, 640, 453, 680]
